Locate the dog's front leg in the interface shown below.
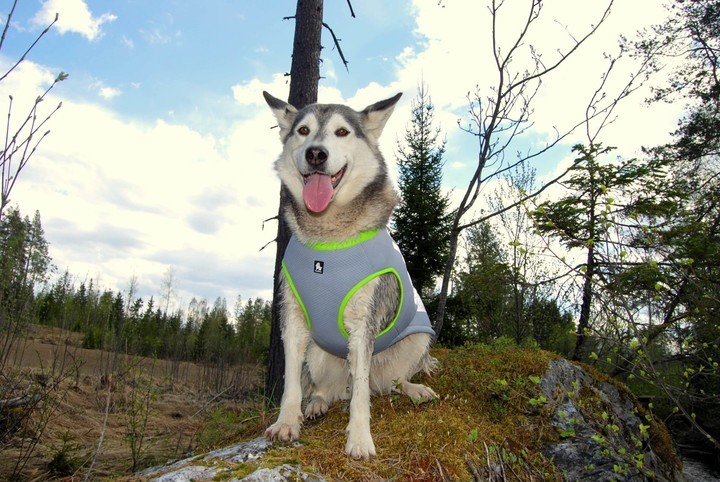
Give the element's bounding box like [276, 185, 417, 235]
[345, 321, 376, 459]
[265, 281, 309, 442]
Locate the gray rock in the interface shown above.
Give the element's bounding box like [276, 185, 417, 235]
[149, 465, 217, 482]
[540, 359, 684, 481]
[203, 436, 276, 464]
[239, 464, 325, 481]
[141, 436, 323, 482]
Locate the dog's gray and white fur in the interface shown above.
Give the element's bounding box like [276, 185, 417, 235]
[262, 91, 437, 460]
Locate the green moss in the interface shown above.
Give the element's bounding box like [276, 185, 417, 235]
[213, 464, 252, 481]
[199, 345, 677, 481]
[252, 345, 560, 480]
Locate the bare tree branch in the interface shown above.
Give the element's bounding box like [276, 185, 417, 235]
[346, 0, 356, 18]
[433, 0, 635, 336]
[1, 72, 66, 218]
[0, 0, 19, 53]
[460, 157, 581, 231]
[322, 22, 349, 71]
[0, 12, 59, 84]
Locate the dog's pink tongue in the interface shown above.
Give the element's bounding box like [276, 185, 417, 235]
[303, 173, 334, 213]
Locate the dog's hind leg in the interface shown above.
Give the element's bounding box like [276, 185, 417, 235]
[265, 279, 310, 442]
[371, 333, 438, 403]
[304, 343, 349, 419]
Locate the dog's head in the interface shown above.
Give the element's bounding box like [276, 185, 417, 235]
[264, 92, 401, 214]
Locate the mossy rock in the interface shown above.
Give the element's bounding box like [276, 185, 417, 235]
[139, 345, 683, 481]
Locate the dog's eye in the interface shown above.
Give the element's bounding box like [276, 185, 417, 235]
[335, 128, 350, 137]
[297, 126, 310, 136]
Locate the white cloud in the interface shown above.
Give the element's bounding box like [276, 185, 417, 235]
[1, 0, 687, 307]
[1, 57, 278, 303]
[232, 74, 290, 106]
[98, 85, 121, 100]
[121, 35, 135, 49]
[399, 0, 681, 156]
[140, 27, 181, 45]
[32, 0, 117, 42]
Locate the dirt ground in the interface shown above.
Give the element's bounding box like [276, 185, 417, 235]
[0, 325, 265, 481]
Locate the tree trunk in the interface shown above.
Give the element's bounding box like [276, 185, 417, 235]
[433, 226, 460, 338]
[265, 0, 323, 406]
[288, 0, 322, 109]
[572, 167, 597, 362]
[572, 245, 594, 361]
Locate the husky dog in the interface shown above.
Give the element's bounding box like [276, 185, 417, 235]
[263, 91, 437, 460]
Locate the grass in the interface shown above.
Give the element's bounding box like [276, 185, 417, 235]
[217, 344, 562, 481]
[2, 328, 680, 481]
[206, 344, 679, 481]
[0, 324, 264, 480]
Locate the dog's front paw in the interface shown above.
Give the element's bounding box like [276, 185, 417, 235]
[345, 426, 376, 460]
[265, 415, 302, 442]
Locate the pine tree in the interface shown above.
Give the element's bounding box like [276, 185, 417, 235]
[392, 84, 452, 298]
[532, 143, 665, 360]
[447, 222, 510, 344]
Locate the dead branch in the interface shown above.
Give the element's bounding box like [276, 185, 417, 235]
[84, 376, 112, 482]
[262, 215, 278, 229]
[282, 7, 352, 72]
[0, 392, 41, 408]
[346, 0, 356, 18]
[0, 12, 60, 84]
[259, 237, 277, 253]
[190, 384, 234, 419]
[322, 22, 349, 71]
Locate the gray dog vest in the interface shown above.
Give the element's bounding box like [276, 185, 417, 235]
[281, 228, 435, 357]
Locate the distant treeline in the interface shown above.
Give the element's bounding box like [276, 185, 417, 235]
[0, 206, 271, 372]
[1, 203, 573, 372]
[35, 273, 272, 365]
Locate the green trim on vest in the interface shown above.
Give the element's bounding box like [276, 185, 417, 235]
[281, 260, 312, 330]
[305, 228, 379, 251]
[337, 267, 404, 340]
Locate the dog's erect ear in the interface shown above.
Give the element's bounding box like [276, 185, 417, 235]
[361, 93, 402, 141]
[263, 91, 298, 138]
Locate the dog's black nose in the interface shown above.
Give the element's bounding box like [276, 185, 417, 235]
[305, 146, 328, 166]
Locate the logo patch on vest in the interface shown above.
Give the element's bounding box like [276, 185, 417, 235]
[313, 260, 324, 274]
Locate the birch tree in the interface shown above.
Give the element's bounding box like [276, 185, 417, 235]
[433, 0, 655, 337]
[0, 2, 66, 221]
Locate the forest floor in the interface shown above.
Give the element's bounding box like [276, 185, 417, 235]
[0, 325, 266, 481]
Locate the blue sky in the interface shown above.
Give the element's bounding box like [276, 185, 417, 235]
[6, 1, 418, 130]
[1, 0, 682, 313]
